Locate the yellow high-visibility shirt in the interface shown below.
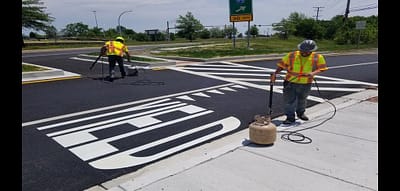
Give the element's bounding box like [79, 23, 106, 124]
[277, 51, 328, 84]
[104, 40, 128, 57]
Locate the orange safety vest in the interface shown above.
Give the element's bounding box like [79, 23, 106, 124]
[104, 40, 128, 57]
[277, 51, 328, 84]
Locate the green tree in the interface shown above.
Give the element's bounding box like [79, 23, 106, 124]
[209, 27, 225, 38]
[87, 27, 105, 38]
[294, 18, 324, 40]
[273, 12, 307, 39]
[168, 32, 176, 41]
[363, 15, 378, 44]
[44, 25, 57, 39]
[247, 25, 259, 37]
[320, 19, 340, 40]
[22, 0, 54, 46]
[104, 28, 118, 40]
[61, 22, 90, 38]
[124, 29, 137, 41]
[332, 15, 377, 45]
[223, 25, 237, 39]
[135, 33, 148, 41]
[199, 29, 211, 39]
[175, 12, 204, 41]
[117, 26, 130, 36]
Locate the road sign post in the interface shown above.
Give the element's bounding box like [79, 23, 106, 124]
[356, 21, 366, 48]
[229, 0, 253, 49]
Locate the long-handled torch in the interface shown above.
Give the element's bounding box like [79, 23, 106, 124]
[248, 73, 277, 145]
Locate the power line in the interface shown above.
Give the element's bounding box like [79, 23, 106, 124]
[313, 6, 324, 21]
[350, 4, 377, 12]
[351, 3, 377, 9]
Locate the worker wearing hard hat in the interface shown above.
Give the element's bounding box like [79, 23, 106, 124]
[101, 36, 131, 81]
[270, 40, 328, 124]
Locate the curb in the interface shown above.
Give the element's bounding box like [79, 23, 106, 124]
[22, 69, 65, 79]
[22, 62, 81, 84]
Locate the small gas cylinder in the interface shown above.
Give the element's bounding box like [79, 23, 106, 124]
[249, 114, 277, 145]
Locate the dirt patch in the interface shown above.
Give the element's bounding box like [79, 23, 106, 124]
[366, 96, 378, 103]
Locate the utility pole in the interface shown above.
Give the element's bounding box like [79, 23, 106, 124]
[313, 6, 324, 21]
[344, 0, 351, 22]
[166, 21, 170, 41]
[92, 10, 98, 28]
[232, 22, 236, 48]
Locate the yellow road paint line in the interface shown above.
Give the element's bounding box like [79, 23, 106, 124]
[22, 76, 81, 85]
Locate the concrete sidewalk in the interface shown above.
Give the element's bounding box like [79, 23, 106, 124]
[87, 89, 378, 191]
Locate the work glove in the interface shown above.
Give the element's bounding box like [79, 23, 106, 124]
[303, 72, 315, 78]
[270, 73, 276, 83]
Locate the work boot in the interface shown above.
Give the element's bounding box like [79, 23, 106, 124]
[110, 70, 115, 79]
[282, 117, 295, 124]
[297, 113, 309, 121]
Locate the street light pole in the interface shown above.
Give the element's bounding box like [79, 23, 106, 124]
[118, 10, 132, 36]
[92, 10, 98, 28]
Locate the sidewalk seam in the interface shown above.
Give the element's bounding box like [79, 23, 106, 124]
[240, 148, 377, 191]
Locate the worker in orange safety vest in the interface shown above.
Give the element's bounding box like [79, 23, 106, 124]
[101, 36, 131, 81]
[270, 39, 328, 124]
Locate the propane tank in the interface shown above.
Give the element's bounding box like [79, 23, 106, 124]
[249, 114, 277, 145]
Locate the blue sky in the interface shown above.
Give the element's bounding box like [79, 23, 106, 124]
[26, 0, 378, 35]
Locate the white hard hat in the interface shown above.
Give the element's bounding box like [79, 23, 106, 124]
[297, 40, 318, 52]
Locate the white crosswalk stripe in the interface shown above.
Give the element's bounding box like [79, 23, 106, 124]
[167, 61, 378, 103]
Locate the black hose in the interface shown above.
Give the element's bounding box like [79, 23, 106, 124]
[277, 77, 337, 144]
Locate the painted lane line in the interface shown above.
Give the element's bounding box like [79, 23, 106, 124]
[23, 83, 234, 127]
[50, 105, 209, 147]
[38, 99, 181, 131]
[327, 61, 377, 69]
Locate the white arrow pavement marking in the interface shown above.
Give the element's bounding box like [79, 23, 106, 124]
[176, 95, 195, 101]
[231, 84, 248, 89]
[52, 105, 208, 148]
[219, 87, 237, 92]
[68, 109, 214, 161]
[206, 89, 225, 94]
[88, 116, 240, 169]
[192, 92, 210, 98]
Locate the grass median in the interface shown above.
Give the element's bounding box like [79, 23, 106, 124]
[151, 36, 377, 59]
[22, 64, 50, 72]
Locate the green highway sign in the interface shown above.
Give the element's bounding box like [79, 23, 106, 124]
[229, 0, 253, 22]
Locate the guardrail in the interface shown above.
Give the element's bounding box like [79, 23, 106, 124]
[24, 41, 105, 47]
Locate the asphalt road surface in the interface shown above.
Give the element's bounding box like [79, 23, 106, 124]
[22, 50, 377, 191]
